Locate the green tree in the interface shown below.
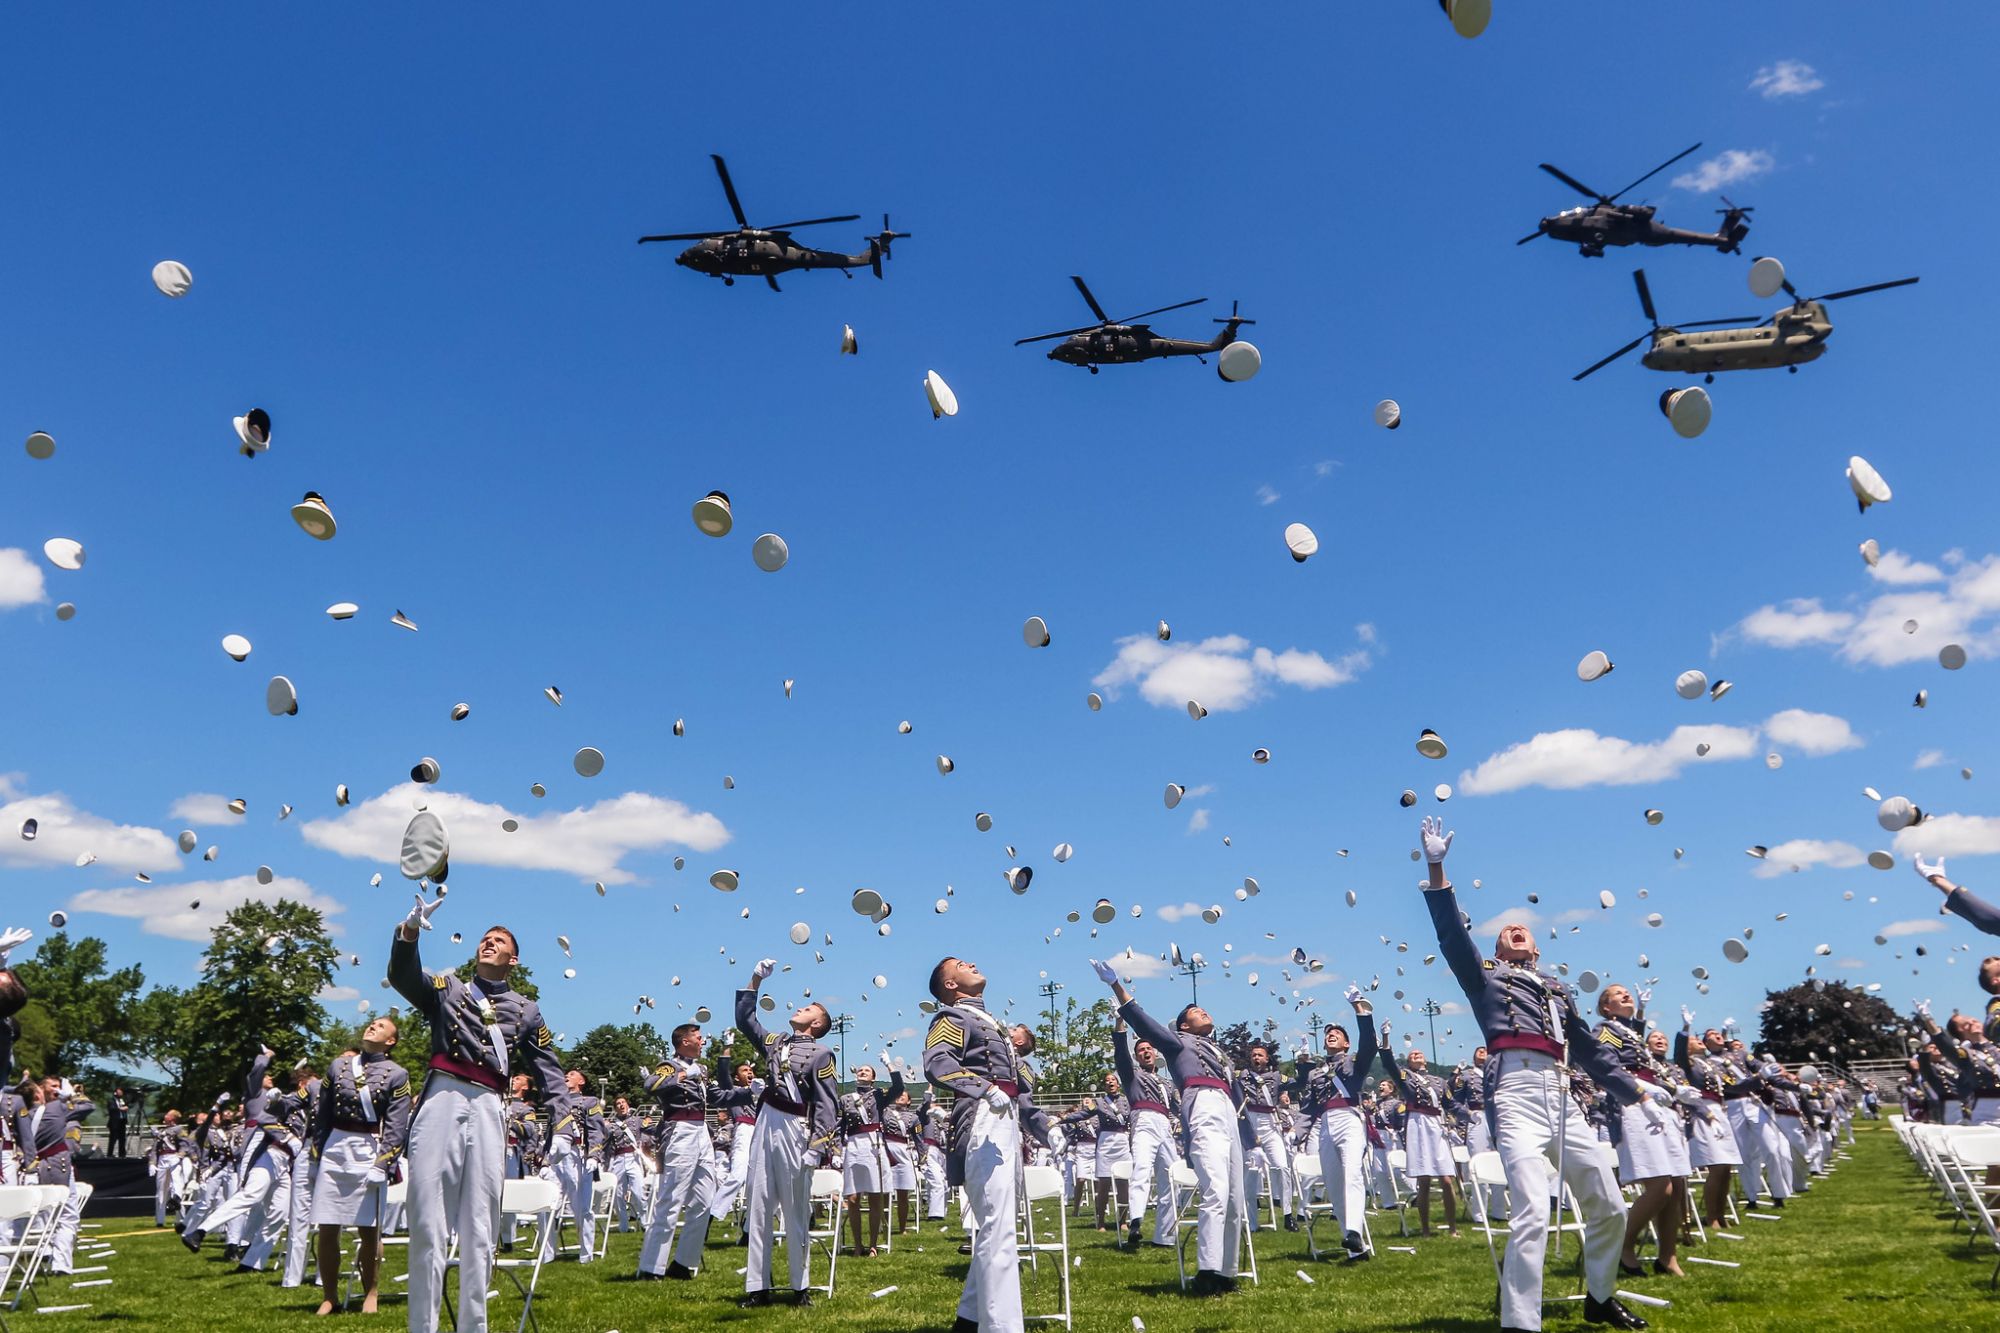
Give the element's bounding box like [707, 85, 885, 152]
[1029, 995, 1116, 1095]
[566, 1022, 670, 1104]
[175, 900, 339, 1104]
[1757, 980, 1908, 1065]
[10, 931, 146, 1076]
[130, 984, 195, 1106]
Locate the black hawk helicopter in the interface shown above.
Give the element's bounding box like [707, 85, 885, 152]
[1520, 142, 1752, 258]
[1015, 277, 1253, 372]
[638, 155, 909, 291]
[1573, 267, 1920, 382]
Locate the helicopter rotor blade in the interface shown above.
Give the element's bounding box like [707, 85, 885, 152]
[761, 214, 863, 231]
[1538, 163, 1605, 202]
[637, 231, 728, 244]
[1516, 228, 1546, 245]
[1813, 277, 1921, 302]
[1112, 297, 1206, 324]
[1070, 277, 1111, 325]
[1632, 269, 1659, 326]
[1571, 333, 1654, 382]
[711, 154, 750, 229]
[1607, 142, 1702, 203]
[1015, 324, 1102, 346]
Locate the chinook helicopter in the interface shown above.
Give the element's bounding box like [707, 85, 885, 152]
[1520, 142, 1752, 258]
[637, 155, 909, 291]
[1573, 267, 1920, 382]
[1015, 276, 1254, 373]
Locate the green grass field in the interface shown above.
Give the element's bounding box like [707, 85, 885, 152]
[41, 1122, 1998, 1332]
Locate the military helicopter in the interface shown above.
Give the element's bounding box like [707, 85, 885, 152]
[1520, 142, 1752, 258]
[637, 154, 909, 291]
[1015, 277, 1253, 373]
[1573, 267, 1920, 382]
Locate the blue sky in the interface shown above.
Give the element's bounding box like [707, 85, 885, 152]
[3, 5, 1996, 1072]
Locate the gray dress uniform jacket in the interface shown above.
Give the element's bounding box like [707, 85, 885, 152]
[734, 989, 842, 1164]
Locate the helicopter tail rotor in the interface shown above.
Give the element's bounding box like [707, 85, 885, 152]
[1715, 196, 1754, 253]
[867, 214, 913, 278]
[1211, 299, 1256, 328]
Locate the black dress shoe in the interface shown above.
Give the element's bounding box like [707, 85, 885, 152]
[1618, 1258, 1648, 1277]
[1217, 1273, 1240, 1293]
[953, 1319, 979, 1333]
[1343, 1231, 1370, 1260]
[635, 1272, 664, 1280]
[1771, 1197, 1786, 1209]
[739, 1290, 775, 1308]
[792, 1291, 814, 1308]
[1583, 1294, 1649, 1329]
[1187, 1269, 1222, 1296]
[958, 1242, 974, 1255]
[737, 1231, 751, 1247]
[232, 1264, 260, 1275]
[665, 1261, 696, 1280]
[182, 1229, 205, 1253]
[1284, 1214, 1301, 1232]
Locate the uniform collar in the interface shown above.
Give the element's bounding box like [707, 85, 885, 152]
[473, 975, 513, 998]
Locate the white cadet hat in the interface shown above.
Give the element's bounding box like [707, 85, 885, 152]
[400, 811, 449, 881]
[24, 431, 54, 460]
[1092, 899, 1116, 924]
[1867, 850, 1894, 870]
[1577, 650, 1613, 682]
[692, 491, 733, 536]
[1415, 729, 1447, 759]
[49, 910, 67, 928]
[790, 922, 811, 945]
[1674, 669, 1708, 700]
[1157, 619, 1172, 642]
[841, 324, 858, 355]
[1748, 256, 1787, 299]
[1876, 795, 1921, 831]
[43, 538, 84, 570]
[1086, 692, 1103, 711]
[1374, 398, 1402, 429]
[1023, 616, 1051, 647]
[851, 887, 883, 917]
[1164, 783, 1186, 810]
[411, 756, 441, 784]
[1941, 644, 1968, 670]
[257, 865, 274, 885]
[974, 812, 993, 831]
[753, 533, 789, 571]
[1052, 842, 1073, 862]
[336, 784, 350, 806]
[574, 747, 605, 777]
[1444, 0, 1490, 38]
[672, 718, 685, 736]
[1283, 522, 1318, 563]
[152, 260, 193, 296]
[936, 755, 954, 775]
[1252, 747, 1271, 763]
[55, 602, 74, 620]
[924, 370, 959, 419]
[391, 610, 419, 632]
[1846, 456, 1891, 512]
[1599, 889, 1617, 909]
[1721, 938, 1749, 963]
[327, 601, 359, 620]
[178, 829, 197, 853]
[451, 703, 470, 721]
[1217, 341, 1260, 382]
[1644, 808, 1663, 825]
[222, 634, 253, 662]
[1859, 538, 1880, 567]
[1434, 783, 1452, 801]
[266, 675, 299, 716]
[18, 818, 35, 840]
[290, 492, 336, 540]
[711, 868, 740, 892]
[1709, 679, 1732, 700]
[234, 409, 271, 457]
[1005, 866, 1032, 894]
[1660, 386, 1711, 439]
[1187, 700, 1207, 720]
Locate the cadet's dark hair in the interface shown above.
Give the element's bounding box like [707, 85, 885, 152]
[0, 968, 26, 1021]
[1323, 1023, 1350, 1043]
[672, 1023, 700, 1045]
[928, 957, 956, 1003]
[1175, 1003, 1200, 1033]
[482, 925, 520, 956]
[804, 1002, 831, 1038]
[1010, 1024, 1036, 1055]
[1249, 1043, 1271, 1058]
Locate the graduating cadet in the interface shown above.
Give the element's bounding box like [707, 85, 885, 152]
[707, 1060, 761, 1228]
[389, 901, 570, 1333]
[736, 959, 841, 1306]
[1089, 1071, 1132, 1230]
[638, 1020, 755, 1279]
[1672, 1008, 1743, 1231]
[183, 1046, 292, 1272]
[281, 1061, 322, 1289]
[310, 1018, 411, 1315]
[924, 955, 1060, 1333]
[1915, 998, 2000, 1125]
[882, 1087, 921, 1235]
[602, 1096, 649, 1233]
[1915, 858, 2000, 1046]
[1114, 1015, 1181, 1251]
[1452, 1048, 1493, 1154]
[1091, 958, 1246, 1296]
[1592, 986, 1690, 1278]
[1418, 817, 1651, 1332]
[1237, 1044, 1297, 1230]
[1382, 1044, 1459, 1238]
[148, 1110, 193, 1226]
[1717, 1036, 1792, 1206]
[540, 1068, 605, 1264]
[839, 1063, 905, 1255]
[1286, 984, 1378, 1259]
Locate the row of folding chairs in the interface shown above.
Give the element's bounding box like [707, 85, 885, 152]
[1894, 1115, 2000, 1287]
[0, 1182, 98, 1329]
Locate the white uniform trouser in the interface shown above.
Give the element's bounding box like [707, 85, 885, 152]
[1067, 1138, 1096, 1196]
[606, 1151, 646, 1230]
[956, 1101, 1022, 1333]
[1126, 1112, 1179, 1244]
[501, 1146, 525, 1245]
[202, 1148, 290, 1269]
[639, 1121, 721, 1275]
[404, 1073, 506, 1333]
[1184, 1086, 1245, 1275]
[540, 1138, 594, 1263]
[1244, 1109, 1292, 1223]
[744, 1105, 811, 1294]
[1726, 1099, 1789, 1202]
[1465, 1109, 1493, 1155]
[922, 1142, 949, 1218]
[1775, 1114, 1816, 1182]
[33, 1156, 84, 1273]
[282, 1148, 317, 1285]
[1315, 1108, 1368, 1244]
[1489, 1051, 1627, 1333]
[182, 1166, 232, 1234]
[154, 1153, 184, 1226]
[710, 1121, 756, 1219]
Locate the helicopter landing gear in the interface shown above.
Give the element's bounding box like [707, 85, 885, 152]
[1788, 365, 1798, 373]
[1704, 373, 1714, 384]
[723, 277, 735, 286]
[1087, 365, 1099, 375]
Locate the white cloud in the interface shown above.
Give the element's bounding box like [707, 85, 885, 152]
[169, 793, 248, 824]
[1878, 917, 1947, 939]
[1750, 839, 1865, 879]
[1107, 950, 1174, 981]
[1914, 749, 1946, 771]
[1763, 709, 1863, 756]
[301, 783, 729, 886]
[1185, 809, 1212, 835]
[1834, 958, 1866, 970]
[1458, 724, 1758, 796]
[1254, 484, 1280, 507]
[1870, 551, 1945, 586]
[0, 549, 47, 609]
[319, 985, 362, 1003]
[67, 874, 347, 943]
[1734, 554, 2000, 668]
[1181, 784, 1218, 800]
[1750, 60, 1824, 99]
[0, 783, 178, 875]
[1551, 908, 1597, 926]
[1355, 623, 1378, 646]
[1155, 901, 1204, 923]
[1895, 814, 2000, 860]
[1092, 630, 1371, 713]
[1673, 149, 1774, 193]
[1313, 460, 1337, 478]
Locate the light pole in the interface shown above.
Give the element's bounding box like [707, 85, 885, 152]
[1176, 955, 1207, 1004]
[1421, 997, 1443, 1065]
[1038, 980, 1065, 1044]
[829, 1013, 854, 1079]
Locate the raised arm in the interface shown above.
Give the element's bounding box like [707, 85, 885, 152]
[736, 958, 778, 1054]
[1113, 1023, 1137, 1088]
[1418, 820, 1489, 1005]
[1917, 856, 2000, 936]
[245, 1047, 274, 1103]
[1353, 1011, 1379, 1081]
[387, 927, 442, 1021]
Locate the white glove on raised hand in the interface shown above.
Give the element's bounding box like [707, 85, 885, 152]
[1344, 983, 1364, 1006]
[1915, 854, 1948, 884]
[1089, 958, 1119, 986]
[1914, 997, 1932, 1019]
[1680, 1005, 1696, 1032]
[1636, 987, 1654, 1009]
[752, 957, 777, 981]
[982, 1085, 1013, 1115]
[404, 894, 442, 932]
[0, 925, 32, 963]
[1048, 1126, 1067, 1155]
[1420, 816, 1454, 866]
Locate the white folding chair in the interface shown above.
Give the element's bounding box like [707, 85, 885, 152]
[805, 1169, 844, 1297]
[442, 1177, 558, 1333]
[1168, 1163, 1258, 1289]
[0, 1187, 70, 1316]
[1382, 1149, 1414, 1236]
[0, 1186, 50, 1329]
[1018, 1165, 1071, 1327]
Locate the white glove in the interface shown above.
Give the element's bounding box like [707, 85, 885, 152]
[1637, 1096, 1673, 1131]
[0, 925, 31, 964]
[1344, 983, 1364, 1006]
[1048, 1126, 1067, 1155]
[1089, 958, 1118, 986]
[752, 957, 777, 981]
[982, 1085, 1012, 1115]
[1722, 1016, 1738, 1032]
[1680, 1005, 1695, 1032]
[1914, 997, 1932, 1019]
[639, 1065, 654, 1083]
[1915, 854, 1947, 884]
[1420, 815, 1454, 865]
[216, 1092, 232, 1104]
[405, 894, 442, 932]
[1636, 987, 1653, 1009]
[364, 1166, 388, 1186]
[1672, 1084, 1705, 1108]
